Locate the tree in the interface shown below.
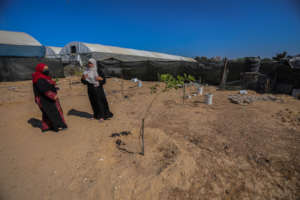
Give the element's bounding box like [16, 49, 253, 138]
[272, 51, 287, 61]
[194, 56, 210, 64]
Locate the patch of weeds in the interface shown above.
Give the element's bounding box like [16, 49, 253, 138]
[150, 84, 160, 94]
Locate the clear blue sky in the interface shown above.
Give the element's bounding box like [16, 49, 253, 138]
[0, 0, 300, 58]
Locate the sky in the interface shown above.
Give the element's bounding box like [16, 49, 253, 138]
[0, 0, 300, 58]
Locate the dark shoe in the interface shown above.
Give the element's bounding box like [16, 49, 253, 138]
[105, 112, 114, 119]
[42, 129, 50, 133]
[53, 128, 59, 132]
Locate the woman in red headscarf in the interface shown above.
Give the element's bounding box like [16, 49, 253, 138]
[32, 63, 67, 132]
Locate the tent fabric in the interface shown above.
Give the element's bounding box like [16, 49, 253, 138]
[0, 44, 45, 57]
[60, 41, 196, 63]
[46, 46, 62, 55]
[96, 59, 200, 81]
[0, 57, 64, 82]
[0, 30, 45, 57]
[0, 30, 42, 46]
[288, 56, 300, 69]
[45, 46, 62, 58]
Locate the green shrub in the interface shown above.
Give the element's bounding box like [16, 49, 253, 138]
[160, 73, 195, 91]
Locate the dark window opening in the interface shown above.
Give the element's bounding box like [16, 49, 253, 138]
[70, 46, 77, 54]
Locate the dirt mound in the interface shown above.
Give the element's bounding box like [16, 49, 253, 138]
[105, 128, 197, 200]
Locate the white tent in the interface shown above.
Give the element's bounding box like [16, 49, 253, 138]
[0, 30, 45, 57]
[45, 46, 62, 58]
[60, 41, 196, 63]
[288, 55, 300, 69]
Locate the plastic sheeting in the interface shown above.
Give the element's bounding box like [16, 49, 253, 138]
[60, 41, 196, 63]
[289, 56, 300, 69]
[0, 44, 45, 57]
[45, 46, 62, 58]
[0, 30, 41, 46]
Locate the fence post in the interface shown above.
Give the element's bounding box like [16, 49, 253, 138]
[140, 118, 145, 155]
[183, 84, 186, 104]
[219, 58, 229, 89]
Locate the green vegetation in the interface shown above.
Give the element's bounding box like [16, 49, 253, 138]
[160, 73, 195, 91]
[149, 84, 159, 94]
[74, 70, 83, 77]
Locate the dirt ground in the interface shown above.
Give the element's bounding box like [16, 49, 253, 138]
[0, 77, 299, 200]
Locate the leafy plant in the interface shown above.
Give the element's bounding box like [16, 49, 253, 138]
[160, 74, 178, 90]
[181, 73, 196, 83]
[160, 73, 195, 92]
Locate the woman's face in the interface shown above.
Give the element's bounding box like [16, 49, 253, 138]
[43, 66, 49, 71]
[42, 65, 50, 75]
[88, 62, 93, 68]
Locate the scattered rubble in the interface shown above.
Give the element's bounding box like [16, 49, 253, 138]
[228, 94, 281, 105]
[274, 108, 300, 126]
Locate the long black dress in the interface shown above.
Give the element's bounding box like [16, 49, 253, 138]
[33, 78, 67, 132]
[81, 69, 113, 120]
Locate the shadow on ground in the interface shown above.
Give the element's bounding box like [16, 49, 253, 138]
[67, 109, 93, 119]
[27, 118, 42, 129]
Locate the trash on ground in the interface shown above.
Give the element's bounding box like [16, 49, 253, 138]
[205, 93, 213, 105]
[131, 78, 139, 83]
[239, 90, 248, 95]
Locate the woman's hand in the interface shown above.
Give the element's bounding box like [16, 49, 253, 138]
[96, 76, 103, 81]
[82, 74, 88, 80]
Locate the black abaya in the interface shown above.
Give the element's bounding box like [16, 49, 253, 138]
[33, 78, 67, 131]
[81, 69, 113, 119]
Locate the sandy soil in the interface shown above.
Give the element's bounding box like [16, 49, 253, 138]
[0, 77, 299, 200]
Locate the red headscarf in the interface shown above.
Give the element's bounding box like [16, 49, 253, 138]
[32, 63, 56, 85]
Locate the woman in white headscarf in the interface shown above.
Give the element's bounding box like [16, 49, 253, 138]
[81, 58, 113, 122]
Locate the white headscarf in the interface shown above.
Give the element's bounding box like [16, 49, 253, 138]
[84, 58, 99, 87]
